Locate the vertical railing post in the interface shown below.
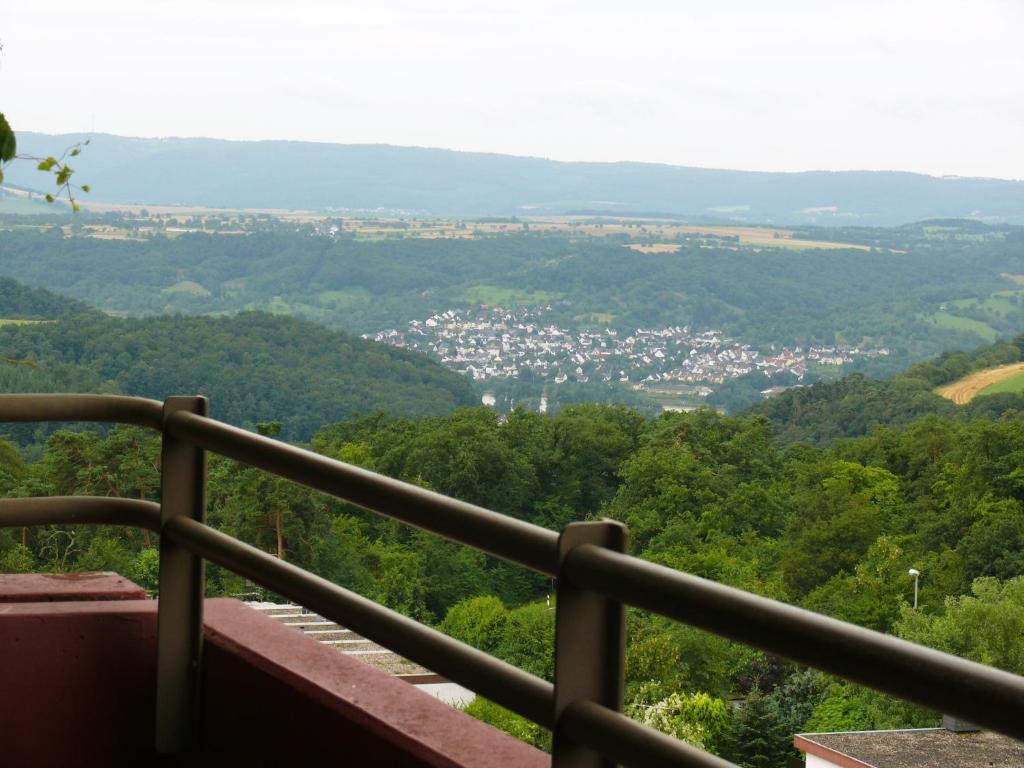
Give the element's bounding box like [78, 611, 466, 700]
[552, 520, 628, 768]
[155, 395, 208, 754]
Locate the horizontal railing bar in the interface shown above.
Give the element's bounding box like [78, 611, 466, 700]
[561, 701, 736, 768]
[564, 545, 1024, 741]
[165, 411, 561, 576]
[163, 516, 555, 728]
[0, 496, 161, 532]
[0, 394, 164, 430]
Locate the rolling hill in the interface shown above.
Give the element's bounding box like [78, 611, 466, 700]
[0, 280, 476, 440]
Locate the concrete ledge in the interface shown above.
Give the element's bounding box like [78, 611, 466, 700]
[0, 571, 149, 602]
[0, 595, 548, 767]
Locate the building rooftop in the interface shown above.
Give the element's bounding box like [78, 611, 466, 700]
[795, 728, 1024, 768]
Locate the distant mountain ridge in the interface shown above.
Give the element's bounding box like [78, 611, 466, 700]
[6, 132, 1023, 225]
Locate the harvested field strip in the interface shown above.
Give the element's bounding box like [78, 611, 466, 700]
[625, 243, 681, 253]
[935, 362, 1024, 404]
[979, 370, 1024, 397]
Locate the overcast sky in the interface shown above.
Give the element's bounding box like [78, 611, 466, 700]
[2, 1, 1022, 178]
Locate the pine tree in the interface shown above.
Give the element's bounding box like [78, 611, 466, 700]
[728, 687, 790, 768]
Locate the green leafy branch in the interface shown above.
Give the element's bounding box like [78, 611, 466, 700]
[0, 112, 91, 212]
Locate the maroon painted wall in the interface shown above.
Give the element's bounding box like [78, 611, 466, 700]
[191, 599, 547, 767]
[0, 588, 547, 768]
[0, 600, 158, 766]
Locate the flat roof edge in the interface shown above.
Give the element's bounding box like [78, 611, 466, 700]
[793, 734, 877, 768]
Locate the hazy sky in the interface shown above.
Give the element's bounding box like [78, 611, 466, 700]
[2, 1, 1022, 178]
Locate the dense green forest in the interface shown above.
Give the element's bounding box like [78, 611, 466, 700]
[2, 384, 1024, 762]
[0, 280, 474, 442]
[2, 222, 1023, 368]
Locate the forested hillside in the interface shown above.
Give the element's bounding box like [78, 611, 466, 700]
[0, 276, 87, 318]
[0, 282, 475, 440]
[752, 338, 1024, 444]
[2, 401, 1023, 761]
[8, 132, 1024, 224]
[2, 222, 1023, 365]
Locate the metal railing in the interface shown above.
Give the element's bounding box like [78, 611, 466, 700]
[1, 394, 1022, 768]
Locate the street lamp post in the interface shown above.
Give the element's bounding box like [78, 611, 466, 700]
[908, 568, 920, 609]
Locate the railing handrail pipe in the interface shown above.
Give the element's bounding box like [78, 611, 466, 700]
[0, 496, 161, 532]
[0, 393, 164, 430]
[164, 516, 556, 728]
[563, 544, 1024, 740]
[165, 410, 561, 576]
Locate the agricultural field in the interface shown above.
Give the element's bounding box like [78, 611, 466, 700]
[460, 285, 561, 306]
[526, 218, 870, 250]
[9, 199, 871, 252]
[625, 243, 681, 254]
[78, 199, 321, 220]
[0, 318, 53, 326]
[935, 362, 1024, 404]
[950, 290, 1024, 317]
[162, 280, 212, 298]
[979, 371, 1024, 397]
[924, 311, 1000, 342]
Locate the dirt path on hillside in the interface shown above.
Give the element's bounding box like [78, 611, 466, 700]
[935, 362, 1024, 404]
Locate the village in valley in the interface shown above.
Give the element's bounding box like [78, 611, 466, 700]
[365, 305, 891, 408]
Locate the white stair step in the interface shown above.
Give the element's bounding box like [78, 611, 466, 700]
[305, 630, 358, 638]
[283, 620, 337, 627]
[342, 650, 395, 656]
